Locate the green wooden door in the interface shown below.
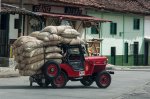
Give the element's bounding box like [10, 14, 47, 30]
[111, 47, 116, 65]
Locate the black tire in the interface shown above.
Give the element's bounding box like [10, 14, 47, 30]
[37, 82, 43, 87]
[95, 71, 111, 88]
[80, 77, 94, 86]
[51, 71, 68, 88]
[42, 61, 61, 79]
[37, 80, 51, 87]
[36, 77, 51, 87]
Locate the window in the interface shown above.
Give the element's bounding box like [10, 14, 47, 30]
[64, 7, 82, 15]
[110, 23, 117, 35]
[91, 24, 99, 34]
[133, 18, 140, 30]
[0, 14, 7, 30]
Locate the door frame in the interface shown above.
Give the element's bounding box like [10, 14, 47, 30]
[133, 42, 139, 66]
[0, 14, 9, 57]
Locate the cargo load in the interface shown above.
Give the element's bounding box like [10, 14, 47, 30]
[13, 25, 85, 76]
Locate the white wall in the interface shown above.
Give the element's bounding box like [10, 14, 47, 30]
[9, 14, 19, 39]
[145, 16, 150, 37]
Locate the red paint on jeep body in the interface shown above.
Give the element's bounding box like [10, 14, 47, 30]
[60, 56, 108, 78]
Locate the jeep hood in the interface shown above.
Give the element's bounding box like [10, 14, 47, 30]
[85, 56, 108, 65]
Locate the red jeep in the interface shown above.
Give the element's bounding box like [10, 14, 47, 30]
[29, 44, 114, 88]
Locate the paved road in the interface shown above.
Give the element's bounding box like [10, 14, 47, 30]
[0, 71, 150, 99]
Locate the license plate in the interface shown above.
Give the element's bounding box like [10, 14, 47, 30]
[79, 71, 85, 76]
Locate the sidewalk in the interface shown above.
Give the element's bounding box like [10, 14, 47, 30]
[106, 64, 150, 71]
[0, 65, 150, 78]
[0, 67, 20, 78]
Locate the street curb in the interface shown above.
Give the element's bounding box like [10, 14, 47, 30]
[106, 66, 150, 72]
[0, 73, 20, 78]
[0, 68, 20, 78]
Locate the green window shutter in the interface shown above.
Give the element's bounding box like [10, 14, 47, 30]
[91, 26, 98, 34]
[133, 18, 140, 30]
[110, 23, 117, 35]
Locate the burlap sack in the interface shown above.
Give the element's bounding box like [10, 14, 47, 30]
[13, 36, 37, 48]
[22, 46, 62, 58]
[46, 59, 62, 64]
[70, 37, 85, 45]
[29, 31, 40, 38]
[56, 25, 72, 34]
[41, 26, 57, 34]
[61, 37, 74, 44]
[46, 53, 63, 59]
[48, 34, 62, 41]
[21, 40, 44, 52]
[61, 29, 80, 38]
[23, 40, 43, 49]
[15, 63, 26, 70]
[43, 41, 61, 46]
[13, 45, 24, 55]
[14, 55, 24, 63]
[19, 69, 42, 76]
[14, 38, 44, 53]
[36, 32, 50, 41]
[45, 46, 62, 53]
[22, 47, 43, 57]
[22, 54, 44, 64]
[61, 34, 77, 38]
[23, 59, 62, 71]
[24, 60, 44, 71]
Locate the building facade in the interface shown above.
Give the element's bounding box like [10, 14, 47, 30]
[0, 3, 39, 66]
[85, 0, 150, 66]
[0, 0, 105, 66]
[1, 0, 150, 66]
[87, 11, 145, 66]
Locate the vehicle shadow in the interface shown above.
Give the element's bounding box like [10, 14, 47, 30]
[0, 85, 99, 89]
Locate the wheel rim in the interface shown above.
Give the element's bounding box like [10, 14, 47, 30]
[47, 64, 58, 77]
[53, 74, 65, 87]
[99, 74, 110, 87]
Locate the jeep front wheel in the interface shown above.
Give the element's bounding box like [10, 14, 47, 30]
[51, 71, 68, 88]
[95, 71, 111, 88]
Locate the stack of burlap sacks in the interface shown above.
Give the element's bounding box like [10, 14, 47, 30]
[13, 26, 85, 76]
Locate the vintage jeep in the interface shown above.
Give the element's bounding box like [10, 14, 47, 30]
[29, 44, 114, 88]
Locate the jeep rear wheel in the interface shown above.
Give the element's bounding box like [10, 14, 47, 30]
[51, 71, 67, 88]
[43, 61, 60, 79]
[80, 77, 94, 86]
[96, 71, 111, 88]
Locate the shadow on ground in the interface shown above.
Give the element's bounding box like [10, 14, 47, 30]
[0, 85, 99, 89]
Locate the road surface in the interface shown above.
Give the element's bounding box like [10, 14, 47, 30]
[0, 71, 150, 99]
